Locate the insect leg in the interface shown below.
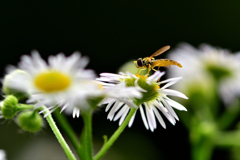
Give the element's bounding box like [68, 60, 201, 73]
[136, 68, 141, 75]
[150, 65, 158, 72]
[152, 67, 158, 72]
[136, 67, 147, 75]
[146, 66, 152, 76]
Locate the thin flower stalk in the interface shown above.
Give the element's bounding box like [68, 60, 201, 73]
[40, 106, 77, 160]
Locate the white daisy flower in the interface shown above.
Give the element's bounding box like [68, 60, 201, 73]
[97, 71, 188, 132]
[3, 50, 98, 117]
[0, 150, 6, 160]
[168, 43, 240, 104]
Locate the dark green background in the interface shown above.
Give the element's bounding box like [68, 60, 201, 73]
[1, 0, 239, 159]
[1, 0, 240, 74]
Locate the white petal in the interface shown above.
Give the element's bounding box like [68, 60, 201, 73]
[78, 55, 89, 69]
[96, 77, 119, 83]
[165, 97, 187, 111]
[100, 73, 122, 77]
[145, 103, 156, 132]
[161, 77, 182, 89]
[96, 81, 116, 87]
[161, 98, 179, 121]
[31, 51, 48, 70]
[43, 107, 57, 118]
[140, 105, 149, 130]
[160, 89, 188, 99]
[98, 98, 110, 106]
[114, 97, 138, 108]
[65, 52, 82, 69]
[105, 99, 116, 112]
[60, 103, 69, 113]
[38, 107, 51, 114]
[114, 105, 128, 121]
[115, 102, 124, 111]
[147, 71, 165, 82]
[119, 108, 130, 125]
[154, 100, 176, 125]
[128, 111, 136, 127]
[39, 105, 58, 115]
[160, 77, 182, 85]
[152, 106, 166, 129]
[73, 108, 80, 118]
[107, 101, 120, 120]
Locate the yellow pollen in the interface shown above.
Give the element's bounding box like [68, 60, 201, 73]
[138, 75, 148, 80]
[135, 74, 148, 78]
[135, 74, 140, 77]
[155, 85, 160, 89]
[34, 71, 72, 93]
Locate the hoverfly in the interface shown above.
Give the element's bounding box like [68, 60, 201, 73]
[134, 45, 182, 75]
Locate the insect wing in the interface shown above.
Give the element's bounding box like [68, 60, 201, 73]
[149, 45, 170, 59]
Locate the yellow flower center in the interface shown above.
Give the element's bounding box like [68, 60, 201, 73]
[34, 70, 72, 93]
[125, 75, 161, 105]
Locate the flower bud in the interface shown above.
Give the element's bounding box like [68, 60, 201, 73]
[1, 95, 19, 119]
[18, 110, 43, 132]
[3, 69, 30, 100]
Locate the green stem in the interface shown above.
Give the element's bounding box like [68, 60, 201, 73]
[217, 100, 240, 130]
[18, 104, 34, 110]
[190, 121, 215, 160]
[215, 131, 240, 146]
[81, 111, 93, 160]
[191, 138, 214, 160]
[41, 106, 77, 160]
[53, 109, 82, 159]
[93, 108, 137, 160]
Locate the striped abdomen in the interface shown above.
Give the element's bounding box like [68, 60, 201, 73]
[152, 59, 182, 68]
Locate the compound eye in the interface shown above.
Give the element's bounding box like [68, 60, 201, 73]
[137, 58, 143, 67]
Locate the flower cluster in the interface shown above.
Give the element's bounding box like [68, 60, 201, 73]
[1, 50, 187, 132]
[0, 48, 189, 160]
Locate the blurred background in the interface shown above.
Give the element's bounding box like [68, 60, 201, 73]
[1, 0, 240, 160]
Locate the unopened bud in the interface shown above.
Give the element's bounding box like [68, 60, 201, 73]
[1, 95, 19, 119]
[18, 110, 43, 132]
